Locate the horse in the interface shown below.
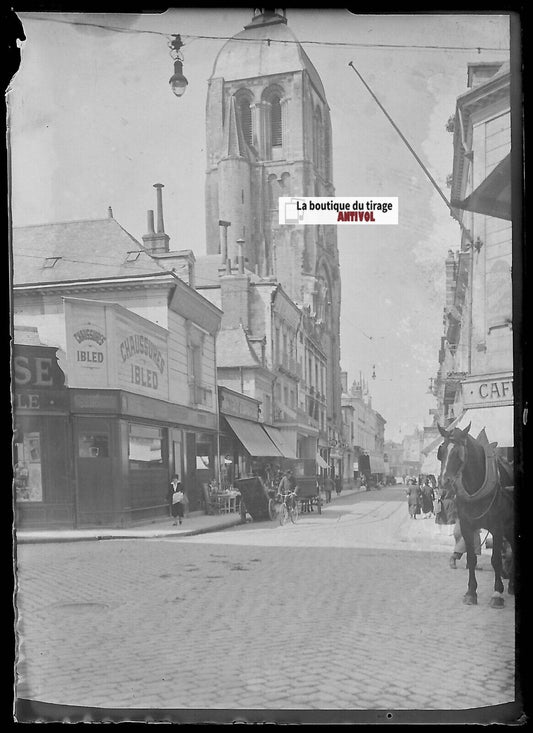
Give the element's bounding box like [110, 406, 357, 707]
[437, 422, 514, 608]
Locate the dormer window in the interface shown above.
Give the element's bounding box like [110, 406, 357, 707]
[125, 250, 141, 263]
[43, 256, 61, 269]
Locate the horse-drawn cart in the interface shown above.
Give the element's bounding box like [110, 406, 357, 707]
[234, 476, 277, 522]
[296, 477, 322, 514]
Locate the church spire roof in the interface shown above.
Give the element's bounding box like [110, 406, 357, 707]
[223, 94, 248, 158]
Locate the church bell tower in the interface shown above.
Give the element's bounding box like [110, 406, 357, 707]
[205, 8, 342, 433]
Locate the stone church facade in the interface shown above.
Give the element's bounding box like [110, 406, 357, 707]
[203, 9, 342, 447]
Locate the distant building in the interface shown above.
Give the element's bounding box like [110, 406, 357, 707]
[12, 190, 221, 527]
[341, 372, 387, 485]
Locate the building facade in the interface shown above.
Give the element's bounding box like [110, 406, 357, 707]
[12, 192, 222, 527]
[433, 61, 513, 457]
[340, 372, 387, 484]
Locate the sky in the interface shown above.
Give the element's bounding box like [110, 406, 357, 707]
[8, 9, 511, 442]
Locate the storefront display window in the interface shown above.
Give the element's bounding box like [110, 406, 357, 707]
[129, 424, 163, 466]
[14, 431, 43, 502]
[196, 434, 214, 487]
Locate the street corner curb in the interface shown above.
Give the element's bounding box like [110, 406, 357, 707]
[175, 517, 245, 537]
[15, 517, 246, 545]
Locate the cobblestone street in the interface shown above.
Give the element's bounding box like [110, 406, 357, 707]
[15, 487, 517, 719]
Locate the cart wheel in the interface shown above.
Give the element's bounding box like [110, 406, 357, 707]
[290, 502, 299, 524]
[268, 498, 277, 521]
[279, 504, 288, 525]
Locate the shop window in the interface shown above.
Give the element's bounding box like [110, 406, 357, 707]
[14, 430, 42, 502]
[79, 432, 109, 458]
[129, 424, 163, 466]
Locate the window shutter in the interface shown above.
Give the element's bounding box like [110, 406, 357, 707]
[271, 97, 282, 147]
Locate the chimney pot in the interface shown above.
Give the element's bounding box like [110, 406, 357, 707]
[107, 206, 113, 218]
[146, 210, 155, 234]
[153, 183, 165, 233]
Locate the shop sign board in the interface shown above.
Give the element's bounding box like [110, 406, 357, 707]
[219, 387, 259, 421]
[462, 373, 513, 408]
[115, 310, 168, 399]
[65, 299, 109, 387]
[65, 298, 169, 401]
[13, 344, 68, 413]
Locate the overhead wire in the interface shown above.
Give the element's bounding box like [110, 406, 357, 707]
[18, 14, 510, 53]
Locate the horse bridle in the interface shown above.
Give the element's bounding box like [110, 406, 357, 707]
[438, 437, 467, 493]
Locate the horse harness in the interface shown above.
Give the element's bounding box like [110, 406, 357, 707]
[440, 437, 506, 523]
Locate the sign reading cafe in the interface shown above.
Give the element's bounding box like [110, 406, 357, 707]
[64, 297, 169, 399]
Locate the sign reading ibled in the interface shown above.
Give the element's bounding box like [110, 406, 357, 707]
[279, 197, 398, 225]
[115, 313, 168, 396]
[65, 297, 169, 400]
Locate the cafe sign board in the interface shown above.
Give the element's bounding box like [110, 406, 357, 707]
[462, 373, 513, 408]
[65, 297, 169, 400]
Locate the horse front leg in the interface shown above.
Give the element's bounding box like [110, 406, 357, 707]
[489, 531, 505, 608]
[503, 531, 514, 596]
[462, 526, 478, 605]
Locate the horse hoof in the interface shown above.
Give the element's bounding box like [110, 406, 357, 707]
[490, 596, 505, 608]
[463, 593, 478, 605]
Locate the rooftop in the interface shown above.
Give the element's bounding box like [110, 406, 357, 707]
[12, 217, 170, 286]
[210, 10, 327, 102]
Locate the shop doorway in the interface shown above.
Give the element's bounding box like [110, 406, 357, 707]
[74, 417, 114, 525]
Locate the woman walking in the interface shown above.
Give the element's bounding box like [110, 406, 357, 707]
[406, 480, 421, 519]
[420, 479, 435, 518]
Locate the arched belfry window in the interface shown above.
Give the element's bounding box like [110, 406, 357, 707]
[236, 91, 253, 147]
[262, 85, 285, 160]
[271, 96, 282, 148]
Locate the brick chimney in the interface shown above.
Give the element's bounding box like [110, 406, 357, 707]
[220, 272, 250, 330]
[142, 183, 170, 253]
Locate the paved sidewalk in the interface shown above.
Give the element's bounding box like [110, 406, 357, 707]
[15, 485, 366, 545]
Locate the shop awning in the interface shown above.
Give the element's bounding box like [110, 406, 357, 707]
[369, 454, 386, 473]
[316, 453, 329, 469]
[456, 405, 514, 447]
[421, 413, 465, 456]
[263, 426, 298, 459]
[451, 154, 511, 221]
[224, 416, 283, 457]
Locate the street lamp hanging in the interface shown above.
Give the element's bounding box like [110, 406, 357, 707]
[168, 35, 188, 98]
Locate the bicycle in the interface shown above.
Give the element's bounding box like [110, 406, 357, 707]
[278, 491, 299, 525]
